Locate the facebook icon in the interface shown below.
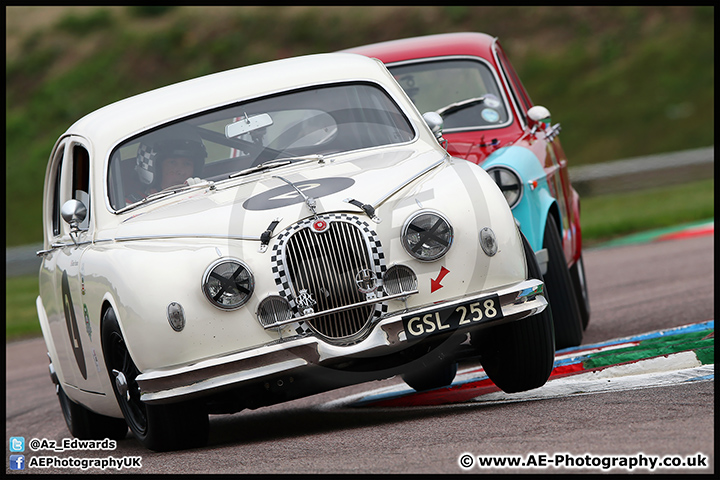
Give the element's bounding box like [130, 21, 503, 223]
[9, 455, 25, 470]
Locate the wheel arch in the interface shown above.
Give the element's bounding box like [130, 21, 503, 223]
[98, 295, 132, 386]
[98, 294, 135, 365]
[569, 186, 583, 264]
[37, 295, 65, 388]
[545, 201, 562, 248]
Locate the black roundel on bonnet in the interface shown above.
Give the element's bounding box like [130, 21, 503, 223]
[243, 177, 355, 211]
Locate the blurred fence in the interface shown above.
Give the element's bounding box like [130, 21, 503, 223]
[6, 243, 44, 278]
[569, 146, 713, 197]
[5, 146, 714, 278]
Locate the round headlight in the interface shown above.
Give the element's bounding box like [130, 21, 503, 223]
[202, 259, 254, 310]
[486, 166, 523, 208]
[401, 210, 453, 262]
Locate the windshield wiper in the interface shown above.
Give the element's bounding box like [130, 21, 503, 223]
[229, 160, 292, 179]
[116, 181, 213, 214]
[229, 154, 325, 179]
[435, 96, 486, 117]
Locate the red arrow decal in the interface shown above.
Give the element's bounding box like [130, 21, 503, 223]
[430, 266, 450, 293]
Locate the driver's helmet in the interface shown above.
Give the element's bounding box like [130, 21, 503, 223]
[135, 127, 207, 186]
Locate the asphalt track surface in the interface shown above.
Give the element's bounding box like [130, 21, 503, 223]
[5, 232, 714, 474]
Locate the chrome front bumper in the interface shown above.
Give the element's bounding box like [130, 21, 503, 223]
[136, 279, 547, 404]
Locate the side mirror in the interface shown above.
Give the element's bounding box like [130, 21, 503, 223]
[61, 199, 87, 232]
[527, 105, 561, 141]
[422, 111, 444, 139]
[527, 105, 551, 124]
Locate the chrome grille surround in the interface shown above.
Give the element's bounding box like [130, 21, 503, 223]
[270, 214, 387, 343]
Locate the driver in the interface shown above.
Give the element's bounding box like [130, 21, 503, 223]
[129, 128, 207, 202]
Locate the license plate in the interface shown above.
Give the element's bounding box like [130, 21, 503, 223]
[402, 295, 503, 340]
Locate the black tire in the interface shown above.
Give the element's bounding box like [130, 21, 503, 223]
[402, 360, 458, 392]
[101, 308, 209, 451]
[473, 231, 555, 393]
[57, 383, 128, 440]
[542, 215, 584, 349]
[569, 253, 591, 329]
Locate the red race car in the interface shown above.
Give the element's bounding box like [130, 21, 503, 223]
[344, 32, 589, 348]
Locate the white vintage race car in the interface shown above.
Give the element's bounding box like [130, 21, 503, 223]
[37, 52, 555, 451]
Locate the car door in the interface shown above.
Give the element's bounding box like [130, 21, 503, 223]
[42, 137, 101, 392]
[543, 137, 574, 259]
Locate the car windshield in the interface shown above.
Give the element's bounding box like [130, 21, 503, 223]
[388, 58, 511, 131]
[108, 82, 415, 210]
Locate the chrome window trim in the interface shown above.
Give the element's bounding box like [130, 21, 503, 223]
[39, 235, 258, 255]
[491, 38, 528, 132]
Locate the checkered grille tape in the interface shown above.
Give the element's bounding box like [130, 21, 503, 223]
[270, 214, 388, 338]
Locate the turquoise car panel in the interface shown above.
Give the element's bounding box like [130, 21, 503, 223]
[482, 146, 557, 253]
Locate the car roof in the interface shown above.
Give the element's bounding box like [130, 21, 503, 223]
[63, 53, 392, 148]
[341, 32, 497, 64]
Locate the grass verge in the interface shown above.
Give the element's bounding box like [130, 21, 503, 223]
[6, 274, 41, 340]
[581, 178, 714, 246]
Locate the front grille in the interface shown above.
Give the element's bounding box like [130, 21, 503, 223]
[283, 219, 376, 339]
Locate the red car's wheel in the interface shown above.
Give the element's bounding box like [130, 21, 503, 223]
[570, 254, 591, 329]
[543, 216, 584, 349]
